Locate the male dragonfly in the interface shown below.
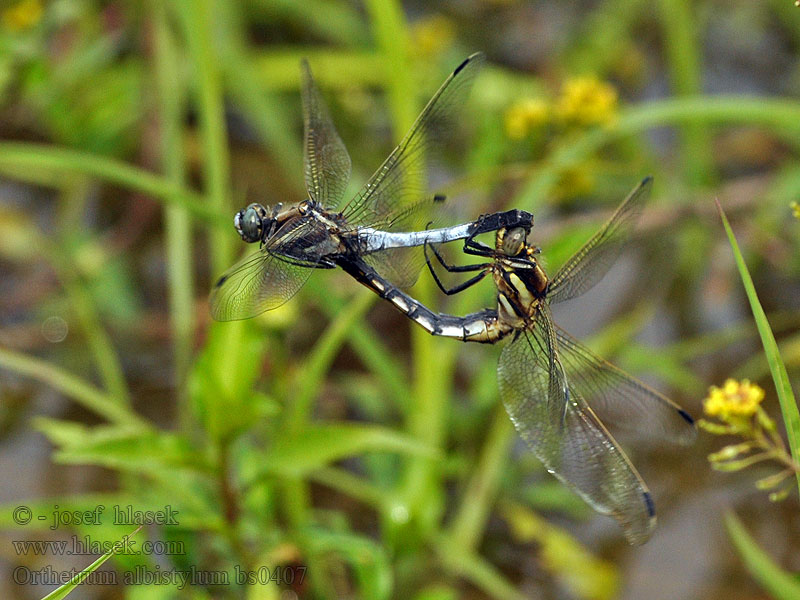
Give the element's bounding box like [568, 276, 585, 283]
[211, 52, 529, 321]
[405, 177, 695, 544]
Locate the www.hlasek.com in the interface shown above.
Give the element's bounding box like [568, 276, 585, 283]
[12, 535, 184, 556]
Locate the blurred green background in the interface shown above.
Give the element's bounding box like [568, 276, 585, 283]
[1, 0, 800, 599]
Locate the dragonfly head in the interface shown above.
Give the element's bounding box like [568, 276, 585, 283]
[234, 203, 271, 243]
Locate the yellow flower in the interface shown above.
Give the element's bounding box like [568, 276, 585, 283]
[703, 379, 765, 419]
[555, 166, 595, 199]
[1, 0, 42, 32]
[791, 201, 800, 220]
[410, 15, 456, 58]
[555, 76, 618, 127]
[504, 98, 549, 139]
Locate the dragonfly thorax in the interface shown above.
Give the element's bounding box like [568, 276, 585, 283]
[492, 226, 549, 327]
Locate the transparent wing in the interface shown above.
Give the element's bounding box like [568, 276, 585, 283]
[301, 59, 352, 209]
[360, 197, 441, 288]
[547, 177, 652, 305]
[345, 53, 484, 287]
[343, 53, 484, 230]
[209, 219, 328, 321]
[497, 303, 656, 545]
[555, 325, 696, 444]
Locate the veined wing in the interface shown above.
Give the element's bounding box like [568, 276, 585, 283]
[555, 325, 696, 444]
[210, 218, 329, 321]
[343, 53, 485, 232]
[497, 303, 656, 545]
[547, 177, 652, 305]
[346, 53, 485, 287]
[301, 59, 352, 209]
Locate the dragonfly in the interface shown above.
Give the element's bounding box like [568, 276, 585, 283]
[405, 177, 696, 544]
[210, 52, 530, 321]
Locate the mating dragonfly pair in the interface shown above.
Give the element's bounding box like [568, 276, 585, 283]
[210, 53, 696, 545]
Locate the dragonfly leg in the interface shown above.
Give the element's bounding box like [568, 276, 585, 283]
[463, 237, 495, 257]
[425, 241, 489, 273]
[429, 266, 488, 296]
[424, 241, 489, 296]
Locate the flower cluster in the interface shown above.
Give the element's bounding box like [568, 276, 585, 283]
[1, 0, 42, 32]
[700, 379, 798, 501]
[554, 77, 618, 127]
[504, 98, 549, 140]
[703, 378, 764, 418]
[409, 15, 455, 59]
[504, 76, 619, 140]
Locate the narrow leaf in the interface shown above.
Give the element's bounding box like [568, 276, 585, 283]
[249, 423, 438, 480]
[717, 200, 800, 497]
[725, 511, 800, 600]
[39, 526, 141, 600]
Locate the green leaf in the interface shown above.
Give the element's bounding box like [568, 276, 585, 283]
[246, 423, 439, 481]
[499, 501, 619, 600]
[413, 585, 459, 600]
[0, 142, 218, 223]
[188, 320, 269, 443]
[34, 418, 213, 476]
[717, 201, 800, 497]
[725, 511, 800, 600]
[436, 535, 526, 600]
[0, 347, 145, 428]
[39, 526, 141, 600]
[306, 529, 393, 600]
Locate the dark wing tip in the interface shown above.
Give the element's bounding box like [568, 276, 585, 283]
[454, 52, 485, 75]
[214, 274, 229, 288]
[641, 175, 654, 186]
[643, 491, 656, 518]
[433, 194, 446, 203]
[453, 57, 470, 76]
[677, 408, 695, 426]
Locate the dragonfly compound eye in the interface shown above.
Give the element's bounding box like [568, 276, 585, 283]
[501, 227, 528, 256]
[235, 204, 267, 243]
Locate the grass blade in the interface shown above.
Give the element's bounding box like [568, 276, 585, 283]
[725, 511, 800, 600]
[39, 526, 141, 600]
[716, 200, 800, 497]
[0, 347, 146, 428]
[0, 142, 219, 223]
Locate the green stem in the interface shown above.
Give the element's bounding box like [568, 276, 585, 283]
[0, 347, 147, 428]
[285, 291, 377, 432]
[448, 404, 515, 551]
[657, 0, 714, 184]
[363, 0, 414, 133]
[152, 1, 195, 422]
[717, 203, 800, 498]
[309, 467, 387, 510]
[40, 236, 132, 409]
[365, 0, 456, 539]
[309, 279, 410, 411]
[214, 7, 304, 186]
[280, 291, 376, 527]
[0, 142, 219, 224]
[174, 0, 233, 275]
[514, 96, 800, 209]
